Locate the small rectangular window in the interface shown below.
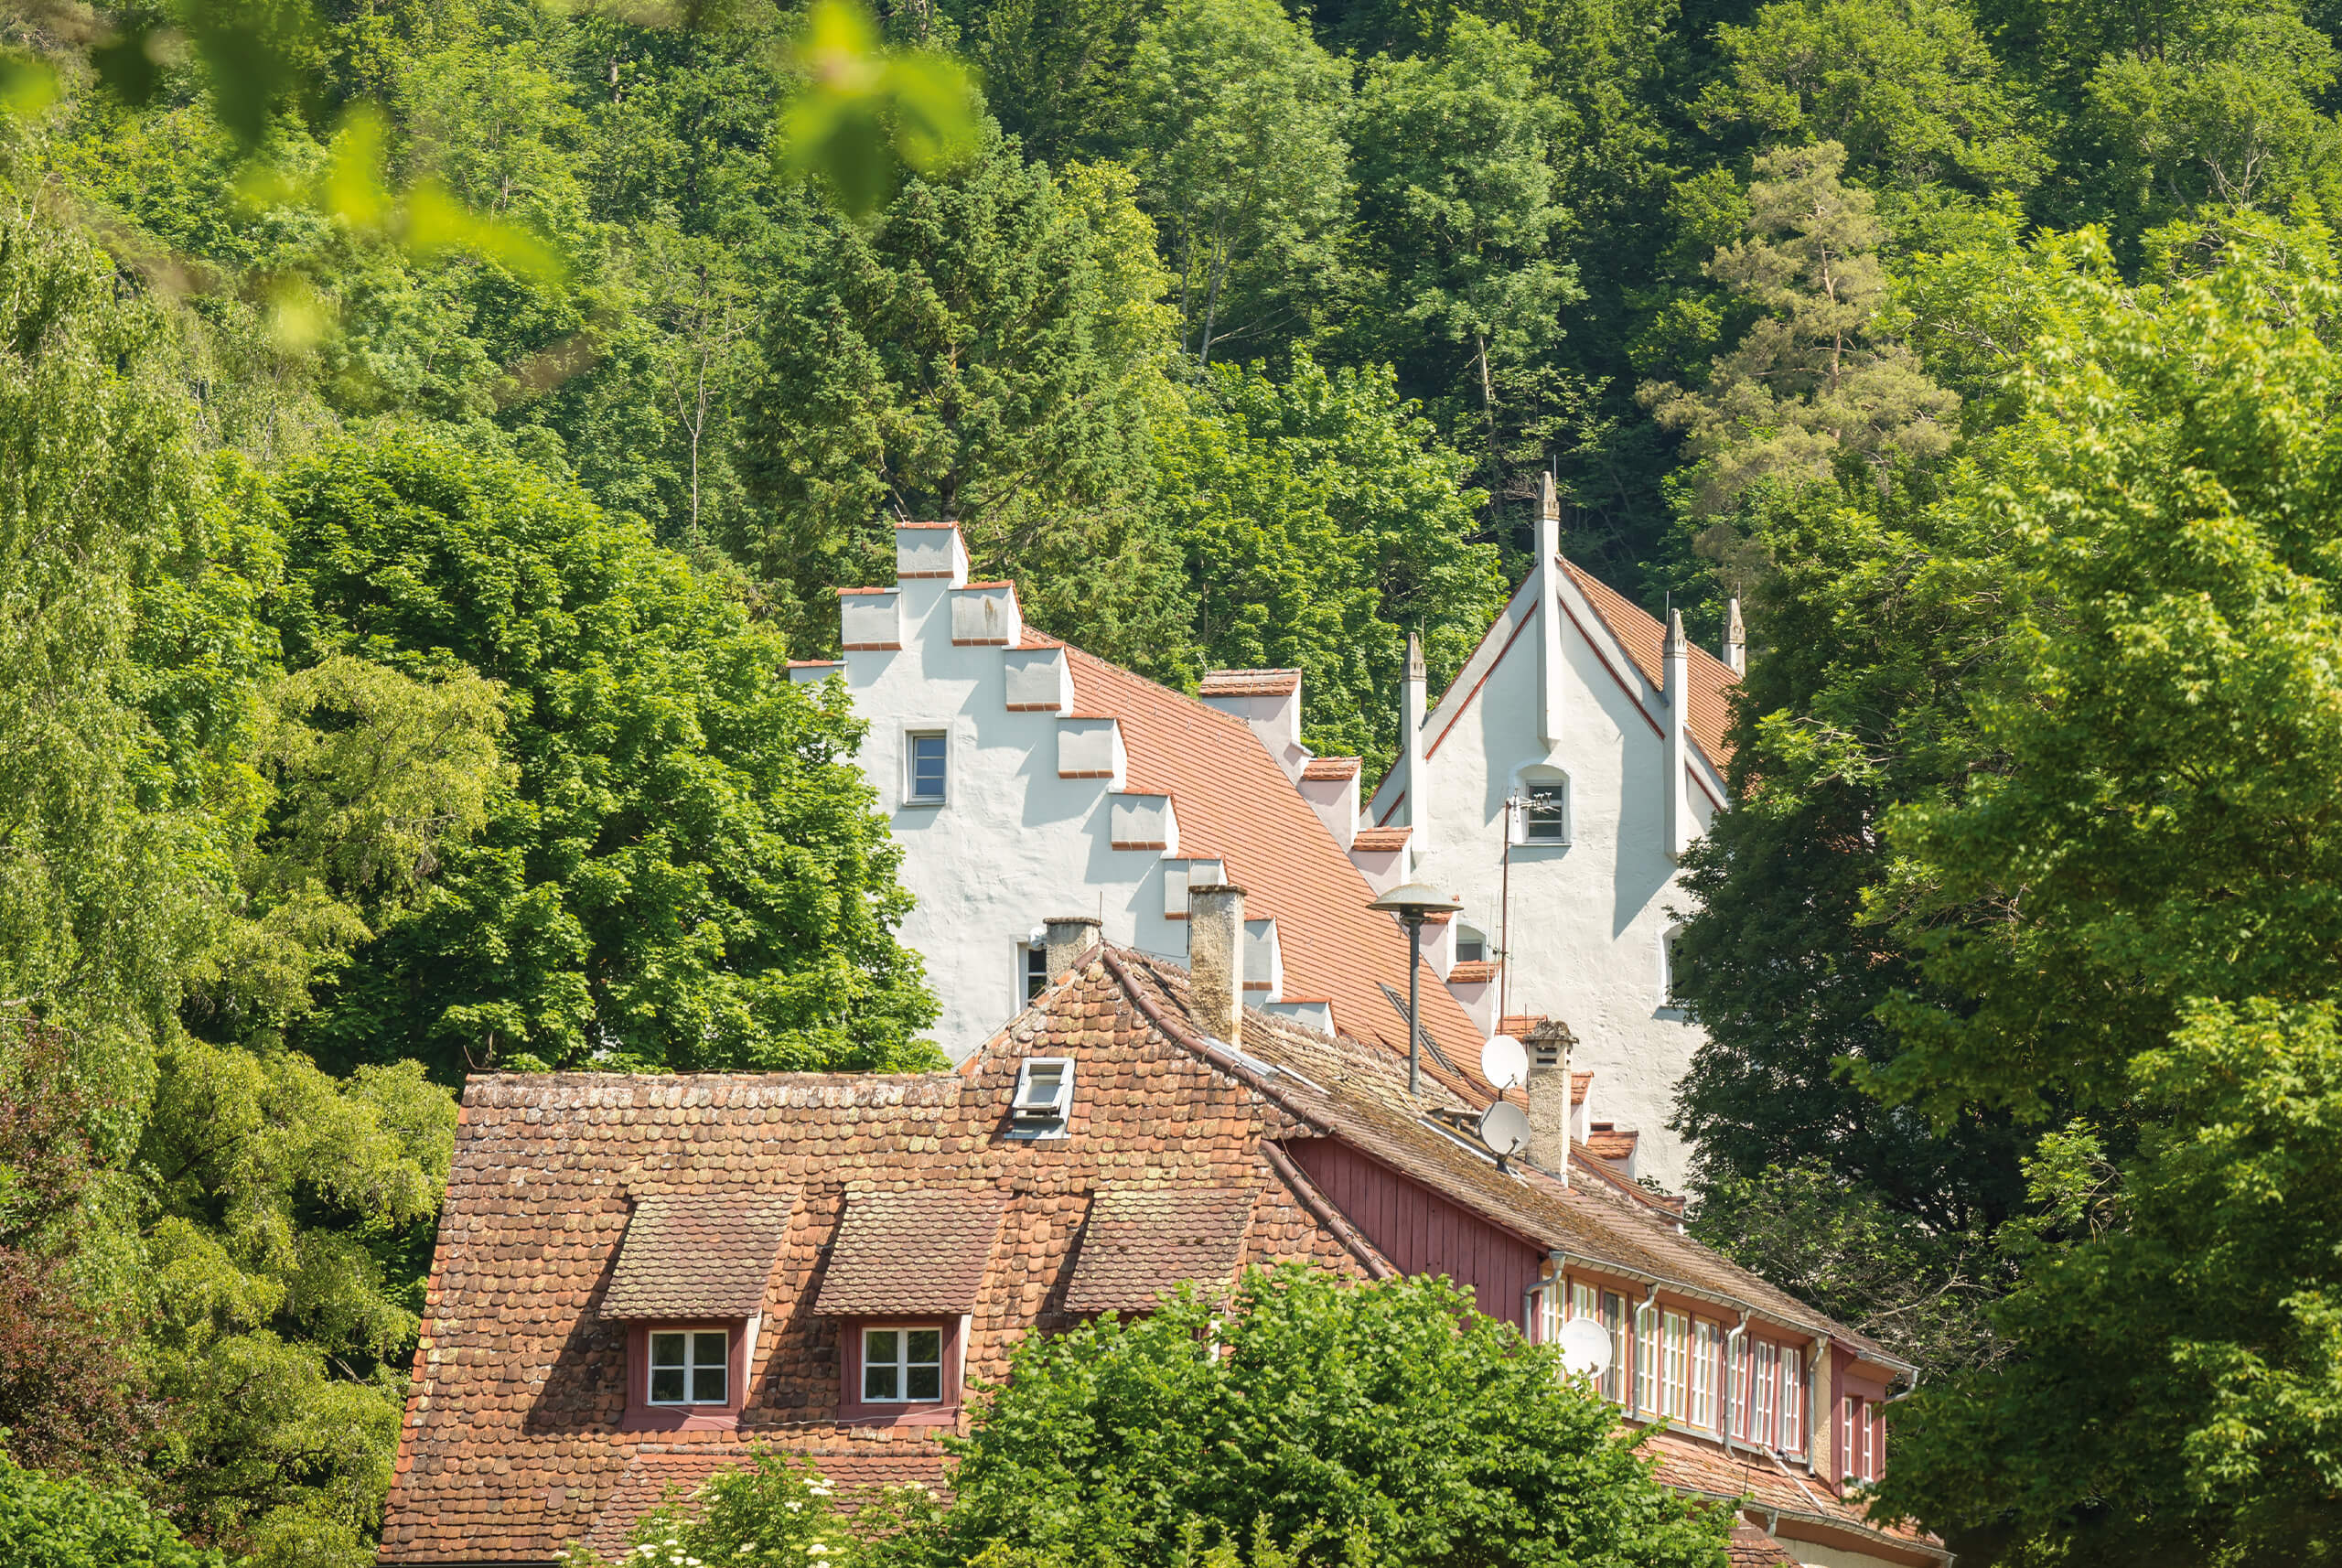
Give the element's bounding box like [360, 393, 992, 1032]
[1456, 933, 1487, 963]
[1635, 1304, 1660, 1416]
[863, 1326, 944, 1403]
[1023, 943, 1048, 1001]
[1011, 1057, 1074, 1128]
[1523, 782, 1567, 843]
[649, 1329, 727, 1405]
[1842, 1396, 1858, 1478]
[906, 731, 948, 803]
[1753, 1341, 1778, 1447]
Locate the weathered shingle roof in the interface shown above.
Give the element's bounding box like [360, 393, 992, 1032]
[1299, 756, 1360, 781]
[816, 1191, 1005, 1316]
[601, 1192, 791, 1320]
[1064, 1187, 1255, 1313]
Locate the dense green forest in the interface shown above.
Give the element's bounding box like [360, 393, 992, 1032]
[6, 0, 2342, 1562]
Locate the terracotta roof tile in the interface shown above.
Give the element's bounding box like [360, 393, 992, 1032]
[1447, 961, 1497, 985]
[577, 1448, 950, 1560]
[1574, 1070, 1592, 1106]
[1645, 1431, 1947, 1560]
[601, 1192, 791, 1320]
[1065, 1187, 1255, 1313]
[1300, 756, 1360, 781]
[1199, 668, 1302, 697]
[1061, 648, 1492, 1101]
[1350, 827, 1412, 852]
[1562, 561, 1738, 769]
[817, 1191, 1005, 1316]
[1585, 1123, 1640, 1165]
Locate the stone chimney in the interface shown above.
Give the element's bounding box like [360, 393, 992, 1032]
[1723, 596, 1746, 675]
[1523, 1017, 1576, 1179]
[1664, 609, 1691, 861]
[1187, 884, 1245, 1047]
[1402, 631, 1428, 868]
[1537, 473, 1563, 748]
[1043, 916, 1102, 982]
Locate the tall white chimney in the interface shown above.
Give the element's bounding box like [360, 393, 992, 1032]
[1723, 596, 1746, 675]
[1187, 884, 1245, 1047]
[1402, 630, 1428, 870]
[1537, 473, 1563, 748]
[1664, 610, 1691, 860]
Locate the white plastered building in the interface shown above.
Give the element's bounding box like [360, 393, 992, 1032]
[1363, 478, 1743, 1190]
[794, 523, 1494, 1094]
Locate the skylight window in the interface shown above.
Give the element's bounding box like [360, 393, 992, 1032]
[1010, 1057, 1073, 1134]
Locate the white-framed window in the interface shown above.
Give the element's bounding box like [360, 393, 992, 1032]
[649, 1329, 728, 1405]
[1692, 1318, 1719, 1431]
[862, 1325, 943, 1402]
[1661, 1310, 1689, 1420]
[1456, 926, 1488, 964]
[1752, 1340, 1778, 1447]
[1519, 777, 1569, 843]
[1780, 1347, 1804, 1452]
[904, 730, 948, 804]
[1861, 1401, 1876, 1479]
[1635, 1303, 1660, 1416]
[1020, 942, 1048, 1002]
[1725, 1335, 1744, 1437]
[1009, 1056, 1074, 1134]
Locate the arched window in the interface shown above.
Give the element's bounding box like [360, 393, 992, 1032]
[1456, 924, 1488, 964]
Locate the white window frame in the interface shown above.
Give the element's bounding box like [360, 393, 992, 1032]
[861, 1324, 945, 1404]
[1455, 925, 1488, 964]
[1635, 1302, 1660, 1416]
[1514, 772, 1572, 845]
[1662, 1309, 1689, 1420]
[903, 727, 950, 806]
[1019, 942, 1048, 1004]
[1753, 1340, 1778, 1448]
[648, 1327, 728, 1406]
[1008, 1056, 1074, 1137]
[1692, 1318, 1719, 1431]
[1659, 923, 1689, 1014]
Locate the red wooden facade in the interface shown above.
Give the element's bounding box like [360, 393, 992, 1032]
[1286, 1136, 1545, 1327]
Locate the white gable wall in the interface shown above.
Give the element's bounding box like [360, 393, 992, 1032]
[1370, 573, 1719, 1190]
[813, 574, 1198, 1056]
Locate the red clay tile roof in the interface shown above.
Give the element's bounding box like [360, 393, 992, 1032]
[816, 1191, 1005, 1316]
[1496, 1014, 1546, 1037]
[1026, 638, 1492, 1101]
[1300, 756, 1360, 781]
[577, 1447, 951, 1559]
[1585, 1123, 1640, 1164]
[601, 1192, 791, 1320]
[1064, 1187, 1255, 1313]
[1646, 1430, 1948, 1562]
[1562, 560, 1738, 770]
[1446, 961, 1497, 985]
[1199, 668, 1302, 697]
[1350, 827, 1412, 852]
[1574, 1070, 1592, 1106]
[382, 950, 1907, 1564]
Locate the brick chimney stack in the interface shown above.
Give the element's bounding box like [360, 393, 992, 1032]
[1043, 916, 1102, 983]
[1524, 1018, 1576, 1179]
[1187, 885, 1245, 1047]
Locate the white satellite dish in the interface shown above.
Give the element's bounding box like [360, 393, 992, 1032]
[1558, 1317, 1613, 1378]
[1477, 1100, 1531, 1158]
[1480, 1033, 1528, 1092]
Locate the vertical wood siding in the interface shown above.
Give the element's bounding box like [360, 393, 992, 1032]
[1286, 1139, 1543, 1327]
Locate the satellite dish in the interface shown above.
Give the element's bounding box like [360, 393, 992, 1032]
[1478, 1101, 1531, 1158]
[1480, 1033, 1528, 1091]
[1558, 1317, 1613, 1378]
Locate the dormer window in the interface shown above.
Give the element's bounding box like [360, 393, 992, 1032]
[650, 1330, 729, 1405]
[862, 1326, 944, 1402]
[1010, 1057, 1073, 1135]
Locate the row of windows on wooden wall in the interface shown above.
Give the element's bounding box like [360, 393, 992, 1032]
[1552, 1286, 1810, 1456]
